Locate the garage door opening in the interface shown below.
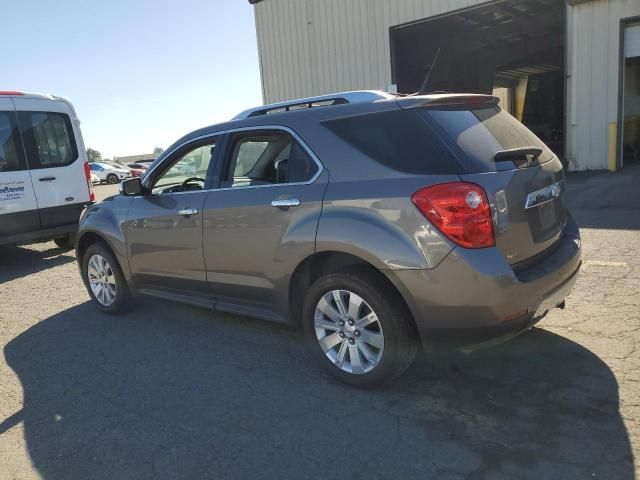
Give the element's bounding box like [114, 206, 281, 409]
[622, 22, 640, 167]
[391, 0, 566, 162]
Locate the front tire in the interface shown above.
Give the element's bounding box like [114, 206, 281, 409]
[303, 271, 417, 388]
[107, 173, 118, 184]
[82, 243, 131, 313]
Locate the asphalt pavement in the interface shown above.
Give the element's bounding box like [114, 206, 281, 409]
[0, 173, 638, 479]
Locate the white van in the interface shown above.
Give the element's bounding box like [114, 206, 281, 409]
[0, 91, 94, 250]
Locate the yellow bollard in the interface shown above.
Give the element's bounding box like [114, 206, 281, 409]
[608, 123, 617, 172]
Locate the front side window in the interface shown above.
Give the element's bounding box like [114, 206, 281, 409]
[222, 130, 318, 188]
[19, 112, 78, 169]
[151, 140, 217, 195]
[0, 111, 26, 172]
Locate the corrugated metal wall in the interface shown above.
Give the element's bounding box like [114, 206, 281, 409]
[254, 0, 640, 170]
[254, 0, 488, 103]
[566, 0, 640, 170]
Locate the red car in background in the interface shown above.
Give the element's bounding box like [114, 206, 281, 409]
[127, 163, 148, 178]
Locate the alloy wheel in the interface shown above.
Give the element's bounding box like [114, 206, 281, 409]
[314, 289, 384, 374]
[87, 254, 117, 306]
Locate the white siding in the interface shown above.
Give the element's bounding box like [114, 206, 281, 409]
[254, 0, 489, 103]
[566, 0, 640, 170]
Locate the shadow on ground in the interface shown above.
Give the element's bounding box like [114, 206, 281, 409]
[3, 300, 634, 479]
[566, 164, 640, 230]
[0, 245, 75, 284]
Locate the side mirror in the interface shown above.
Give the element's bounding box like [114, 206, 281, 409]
[120, 177, 143, 196]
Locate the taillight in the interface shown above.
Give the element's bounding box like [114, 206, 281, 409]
[0, 91, 24, 96]
[412, 182, 495, 249]
[84, 161, 95, 202]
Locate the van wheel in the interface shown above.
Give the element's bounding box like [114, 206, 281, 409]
[107, 174, 118, 184]
[53, 233, 76, 251]
[82, 243, 131, 313]
[303, 271, 417, 388]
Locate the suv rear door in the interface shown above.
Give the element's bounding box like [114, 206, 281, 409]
[202, 128, 327, 320]
[0, 97, 41, 241]
[13, 97, 90, 229]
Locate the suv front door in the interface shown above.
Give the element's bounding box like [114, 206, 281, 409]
[126, 136, 219, 298]
[203, 128, 327, 321]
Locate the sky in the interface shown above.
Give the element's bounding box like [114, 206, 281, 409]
[2, 0, 263, 159]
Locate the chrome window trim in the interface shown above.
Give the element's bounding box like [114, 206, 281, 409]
[142, 125, 325, 195]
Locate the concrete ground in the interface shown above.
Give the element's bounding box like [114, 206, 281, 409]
[0, 172, 638, 480]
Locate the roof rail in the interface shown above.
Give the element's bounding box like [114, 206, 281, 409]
[233, 90, 395, 120]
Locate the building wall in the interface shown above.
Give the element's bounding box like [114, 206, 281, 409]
[254, 0, 640, 170]
[254, 0, 488, 103]
[566, 0, 640, 170]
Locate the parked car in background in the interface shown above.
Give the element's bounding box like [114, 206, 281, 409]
[76, 90, 581, 387]
[127, 163, 148, 178]
[90, 173, 100, 184]
[89, 162, 131, 184]
[0, 91, 93, 250]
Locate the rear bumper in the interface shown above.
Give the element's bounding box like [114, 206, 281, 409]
[385, 215, 581, 349]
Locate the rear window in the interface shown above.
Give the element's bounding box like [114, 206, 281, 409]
[419, 106, 553, 171]
[19, 111, 78, 169]
[0, 111, 26, 172]
[323, 109, 462, 174]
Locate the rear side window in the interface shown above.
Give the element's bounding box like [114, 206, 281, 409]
[0, 111, 26, 172]
[419, 106, 553, 171]
[19, 112, 78, 169]
[323, 109, 461, 174]
[222, 130, 319, 188]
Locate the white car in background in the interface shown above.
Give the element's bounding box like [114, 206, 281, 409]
[90, 173, 100, 184]
[89, 162, 131, 184]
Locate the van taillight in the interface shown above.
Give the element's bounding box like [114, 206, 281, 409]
[84, 161, 95, 202]
[0, 91, 24, 96]
[411, 182, 495, 249]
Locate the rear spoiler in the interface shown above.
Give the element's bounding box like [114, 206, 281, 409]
[396, 94, 499, 110]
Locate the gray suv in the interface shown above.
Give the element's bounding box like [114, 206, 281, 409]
[76, 91, 581, 387]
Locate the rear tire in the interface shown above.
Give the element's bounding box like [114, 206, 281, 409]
[303, 271, 417, 388]
[107, 173, 118, 184]
[81, 242, 131, 314]
[53, 233, 76, 251]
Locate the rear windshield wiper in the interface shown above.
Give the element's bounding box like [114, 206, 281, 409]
[494, 146, 543, 162]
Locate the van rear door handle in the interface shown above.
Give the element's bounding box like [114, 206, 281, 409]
[39, 176, 56, 182]
[178, 208, 198, 216]
[271, 198, 301, 208]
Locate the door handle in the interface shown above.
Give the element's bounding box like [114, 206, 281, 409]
[39, 176, 56, 182]
[271, 198, 301, 208]
[178, 208, 198, 216]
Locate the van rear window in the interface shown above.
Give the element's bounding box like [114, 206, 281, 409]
[0, 111, 26, 172]
[19, 112, 78, 169]
[323, 109, 462, 174]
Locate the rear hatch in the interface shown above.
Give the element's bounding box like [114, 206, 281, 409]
[405, 97, 567, 266]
